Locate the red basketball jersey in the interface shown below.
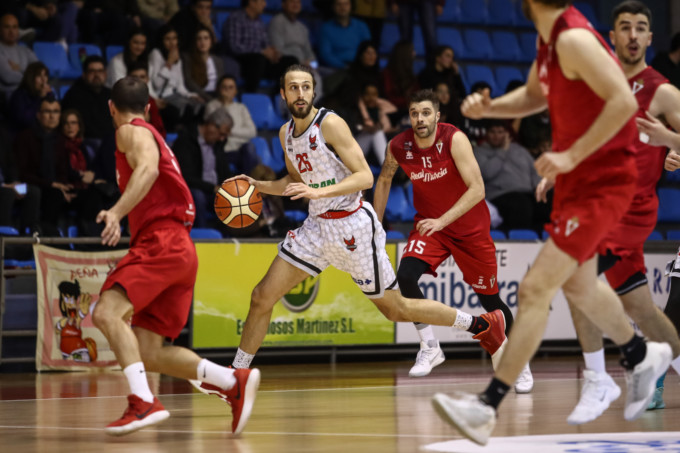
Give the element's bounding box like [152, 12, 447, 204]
[536, 6, 636, 187]
[390, 123, 490, 236]
[115, 118, 195, 241]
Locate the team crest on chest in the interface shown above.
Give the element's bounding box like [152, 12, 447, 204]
[405, 141, 413, 159]
[632, 79, 644, 95]
[436, 139, 443, 153]
[343, 236, 357, 252]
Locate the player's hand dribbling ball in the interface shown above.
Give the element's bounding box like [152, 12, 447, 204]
[214, 179, 262, 228]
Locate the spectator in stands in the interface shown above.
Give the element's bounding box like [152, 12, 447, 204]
[149, 24, 203, 122]
[204, 74, 259, 173]
[225, 0, 297, 93]
[651, 31, 680, 90]
[9, 61, 53, 131]
[0, 13, 37, 100]
[20, 0, 79, 44]
[0, 127, 40, 234]
[137, 0, 179, 37]
[418, 45, 466, 105]
[473, 120, 547, 232]
[170, 0, 215, 51]
[352, 0, 385, 48]
[462, 80, 491, 145]
[434, 81, 463, 127]
[127, 62, 167, 138]
[61, 55, 115, 140]
[381, 40, 419, 113]
[77, 0, 142, 46]
[172, 108, 234, 228]
[106, 28, 150, 88]
[318, 0, 371, 69]
[389, 0, 441, 60]
[182, 24, 224, 100]
[355, 81, 398, 166]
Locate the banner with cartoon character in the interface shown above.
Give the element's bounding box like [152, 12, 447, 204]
[34, 244, 127, 370]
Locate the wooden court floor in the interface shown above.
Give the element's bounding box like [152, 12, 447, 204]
[0, 355, 677, 453]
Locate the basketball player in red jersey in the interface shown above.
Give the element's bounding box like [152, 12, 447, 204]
[93, 77, 260, 436]
[431, 1, 672, 445]
[563, 0, 680, 423]
[373, 89, 533, 392]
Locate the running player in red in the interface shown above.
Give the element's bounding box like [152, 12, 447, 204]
[94, 76, 260, 436]
[431, 1, 672, 445]
[373, 89, 533, 392]
[563, 0, 680, 424]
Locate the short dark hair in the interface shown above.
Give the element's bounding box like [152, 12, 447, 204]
[82, 55, 106, 73]
[217, 73, 238, 86]
[126, 60, 148, 75]
[611, 0, 651, 28]
[434, 45, 454, 58]
[39, 92, 58, 109]
[280, 64, 316, 90]
[409, 89, 440, 112]
[111, 77, 149, 113]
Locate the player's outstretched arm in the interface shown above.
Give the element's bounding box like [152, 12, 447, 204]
[374, 143, 399, 223]
[97, 124, 160, 246]
[461, 62, 546, 120]
[283, 114, 374, 200]
[416, 132, 485, 236]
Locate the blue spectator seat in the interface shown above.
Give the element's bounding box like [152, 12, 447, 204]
[465, 64, 498, 96]
[491, 31, 522, 62]
[214, 12, 230, 42]
[165, 132, 178, 145]
[646, 46, 655, 64]
[458, 0, 488, 25]
[285, 210, 307, 222]
[213, 0, 241, 7]
[437, 27, 466, 60]
[269, 137, 288, 173]
[647, 230, 664, 241]
[495, 66, 525, 93]
[515, 0, 533, 27]
[190, 228, 222, 239]
[508, 229, 539, 240]
[241, 93, 282, 130]
[105, 45, 124, 63]
[33, 41, 80, 79]
[490, 229, 507, 240]
[462, 30, 493, 61]
[413, 25, 426, 57]
[658, 188, 680, 222]
[437, 0, 460, 23]
[487, 0, 516, 26]
[0, 226, 19, 236]
[666, 230, 680, 240]
[542, 230, 550, 241]
[386, 230, 406, 240]
[68, 43, 103, 72]
[58, 84, 71, 100]
[385, 186, 409, 222]
[250, 136, 271, 163]
[67, 225, 78, 237]
[380, 22, 400, 56]
[518, 32, 538, 63]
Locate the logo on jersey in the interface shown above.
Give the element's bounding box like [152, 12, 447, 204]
[343, 236, 358, 252]
[472, 275, 488, 290]
[406, 151, 413, 160]
[287, 230, 296, 240]
[404, 141, 412, 151]
[309, 133, 318, 150]
[565, 216, 580, 237]
[490, 274, 496, 288]
[281, 275, 320, 313]
[632, 79, 645, 95]
[410, 167, 448, 182]
[436, 140, 443, 154]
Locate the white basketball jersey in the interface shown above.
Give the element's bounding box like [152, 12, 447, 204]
[283, 108, 361, 216]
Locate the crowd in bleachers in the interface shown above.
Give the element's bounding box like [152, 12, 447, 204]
[0, 0, 679, 245]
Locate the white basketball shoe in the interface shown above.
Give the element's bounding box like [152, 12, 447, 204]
[567, 370, 621, 425]
[409, 341, 445, 377]
[432, 392, 496, 446]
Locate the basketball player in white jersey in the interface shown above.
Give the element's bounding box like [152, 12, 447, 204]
[212, 65, 508, 371]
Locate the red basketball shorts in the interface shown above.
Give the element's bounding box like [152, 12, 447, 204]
[402, 229, 499, 295]
[101, 225, 198, 339]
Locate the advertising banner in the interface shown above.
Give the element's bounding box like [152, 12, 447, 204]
[34, 244, 125, 371]
[192, 242, 397, 348]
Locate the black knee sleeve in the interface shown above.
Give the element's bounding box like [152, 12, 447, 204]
[664, 256, 680, 333]
[477, 292, 513, 335]
[396, 257, 430, 299]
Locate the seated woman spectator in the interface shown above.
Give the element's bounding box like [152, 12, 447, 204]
[9, 61, 53, 131]
[204, 74, 259, 175]
[182, 24, 224, 101]
[381, 40, 419, 118]
[148, 24, 203, 124]
[434, 81, 463, 128]
[355, 82, 398, 166]
[106, 28, 149, 88]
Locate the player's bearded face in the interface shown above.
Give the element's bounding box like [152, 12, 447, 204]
[284, 73, 316, 119]
[410, 102, 438, 139]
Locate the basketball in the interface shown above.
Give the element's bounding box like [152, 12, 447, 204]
[214, 179, 262, 228]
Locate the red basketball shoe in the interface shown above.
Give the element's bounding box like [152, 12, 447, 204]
[473, 310, 508, 369]
[105, 395, 170, 436]
[189, 368, 261, 435]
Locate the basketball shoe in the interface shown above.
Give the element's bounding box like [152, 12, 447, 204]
[105, 395, 170, 436]
[432, 391, 496, 446]
[472, 309, 507, 369]
[623, 341, 672, 421]
[189, 368, 261, 434]
[566, 370, 621, 425]
[647, 387, 666, 410]
[514, 363, 534, 394]
[409, 341, 445, 377]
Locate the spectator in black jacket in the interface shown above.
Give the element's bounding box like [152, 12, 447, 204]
[418, 45, 466, 104]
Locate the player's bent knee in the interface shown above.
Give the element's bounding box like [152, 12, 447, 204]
[517, 279, 551, 310]
[250, 284, 277, 312]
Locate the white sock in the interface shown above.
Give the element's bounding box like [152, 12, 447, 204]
[123, 362, 154, 403]
[583, 349, 606, 374]
[452, 311, 473, 331]
[670, 354, 680, 376]
[197, 359, 236, 390]
[232, 348, 255, 369]
[415, 324, 438, 348]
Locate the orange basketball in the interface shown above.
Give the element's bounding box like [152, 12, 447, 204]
[214, 179, 262, 228]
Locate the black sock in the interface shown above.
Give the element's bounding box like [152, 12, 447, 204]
[467, 315, 490, 335]
[480, 377, 510, 410]
[619, 334, 647, 370]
